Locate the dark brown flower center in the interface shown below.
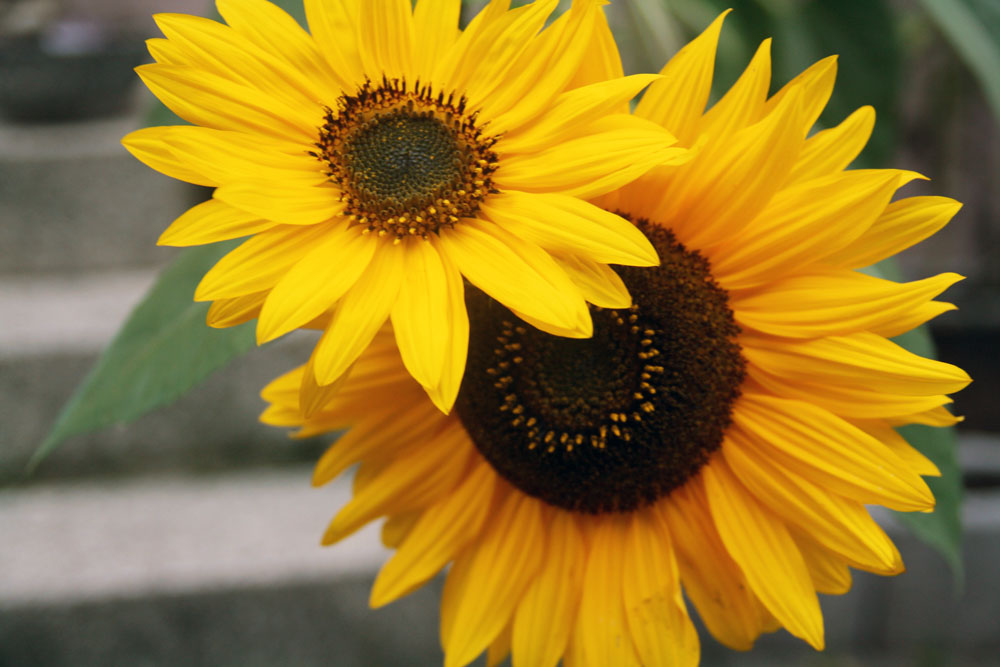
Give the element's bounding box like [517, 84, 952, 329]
[455, 219, 745, 514]
[314, 77, 498, 240]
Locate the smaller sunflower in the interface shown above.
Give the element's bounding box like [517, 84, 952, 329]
[261, 11, 970, 667]
[123, 0, 686, 413]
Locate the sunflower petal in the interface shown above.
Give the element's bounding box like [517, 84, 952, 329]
[122, 126, 216, 186]
[703, 460, 825, 650]
[481, 191, 658, 266]
[391, 240, 450, 391]
[370, 461, 497, 607]
[731, 270, 963, 338]
[825, 196, 963, 269]
[357, 0, 415, 81]
[424, 251, 469, 414]
[571, 516, 642, 666]
[323, 420, 471, 543]
[438, 219, 591, 337]
[257, 222, 376, 343]
[512, 510, 584, 667]
[442, 493, 544, 667]
[622, 510, 700, 667]
[636, 10, 727, 146]
[550, 252, 631, 309]
[312, 240, 404, 387]
[195, 223, 331, 301]
[741, 331, 972, 396]
[159, 199, 275, 247]
[660, 482, 766, 651]
[723, 433, 904, 574]
[733, 392, 936, 511]
[787, 106, 875, 185]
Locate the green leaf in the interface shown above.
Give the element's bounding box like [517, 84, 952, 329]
[30, 242, 257, 470]
[918, 0, 1000, 127]
[864, 258, 964, 584]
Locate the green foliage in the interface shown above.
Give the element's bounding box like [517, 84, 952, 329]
[31, 243, 257, 470]
[918, 0, 1000, 126]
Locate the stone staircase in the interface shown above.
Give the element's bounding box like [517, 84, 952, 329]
[2, 77, 999, 667]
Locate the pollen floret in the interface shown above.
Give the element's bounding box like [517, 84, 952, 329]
[314, 77, 500, 240]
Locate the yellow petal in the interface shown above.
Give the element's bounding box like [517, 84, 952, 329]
[159, 199, 275, 247]
[696, 38, 772, 139]
[312, 239, 404, 387]
[550, 252, 631, 309]
[693, 150, 896, 288]
[747, 364, 954, 421]
[412, 0, 461, 77]
[825, 196, 963, 269]
[660, 482, 767, 651]
[257, 222, 376, 343]
[303, 0, 364, 89]
[215, 0, 342, 99]
[763, 56, 837, 137]
[622, 510, 700, 667]
[206, 290, 266, 328]
[494, 121, 682, 200]
[312, 396, 441, 487]
[500, 74, 660, 154]
[152, 11, 333, 105]
[437, 220, 591, 337]
[381, 510, 421, 549]
[442, 492, 544, 667]
[741, 331, 972, 397]
[477, 0, 600, 132]
[723, 432, 904, 574]
[135, 63, 318, 142]
[323, 420, 472, 543]
[481, 191, 658, 266]
[195, 223, 331, 301]
[635, 10, 727, 146]
[792, 532, 854, 595]
[298, 351, 352, 419]
[454, 1, 558, 109]
[731, 270, 963, 339]
[852, 420, 941, 477]
[213, 181, 342, 226]
[567, 2, 624, 89]
[570, 516, 642, 666]
[512, 510, 584, 667]
[787, 106, 875, 185]
[486, 622, 512, 667]
[703, 460, 825, 650]
[158, 126, 323, 186]
[732, 392, 936, 512]
[122, 126, 216, 186]
[424, 251, 470, 414]
[370, 461, 497, 607]
[390, 240, 449, 391]
[655, 85, 807, 251]
[357, 0, 415, 80]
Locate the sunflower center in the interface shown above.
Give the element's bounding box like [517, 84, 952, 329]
[455, 219, 746, 514]
[314, 78, 499, 240]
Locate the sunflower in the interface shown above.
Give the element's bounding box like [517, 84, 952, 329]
[122, 0, 687, 413]
[260, 11, 971, 667]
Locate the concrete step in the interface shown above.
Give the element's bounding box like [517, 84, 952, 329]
[0, 113, 201, 275]
[0, 268, 324, 485]
[1, 467, 999, 666]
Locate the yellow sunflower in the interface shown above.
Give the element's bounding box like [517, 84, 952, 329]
[122, 0, 686, 413]
[261, 11, 971, 667]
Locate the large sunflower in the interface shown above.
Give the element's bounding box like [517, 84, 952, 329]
[122, 0, 686, 413]
[260, 11, 971, 667]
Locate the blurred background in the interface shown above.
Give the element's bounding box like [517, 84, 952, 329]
[1, 0, 997, 664]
